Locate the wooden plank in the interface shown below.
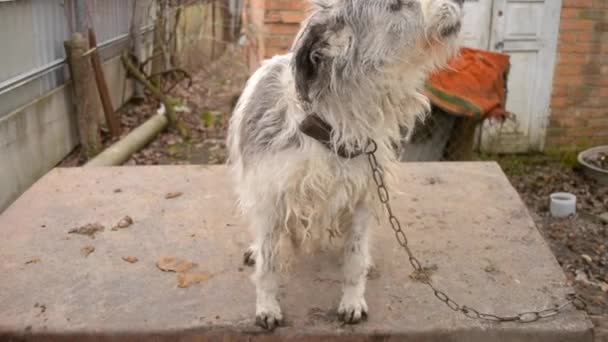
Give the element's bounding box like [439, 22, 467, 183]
[88, 27, 122, 137]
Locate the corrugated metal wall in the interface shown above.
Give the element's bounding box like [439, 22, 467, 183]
[0, 0, 154, 119]
[0, 0, 69, 119]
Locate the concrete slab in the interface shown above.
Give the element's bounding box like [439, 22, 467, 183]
[0, 164, 593, 341]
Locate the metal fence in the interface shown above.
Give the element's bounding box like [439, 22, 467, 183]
[0, 0, 155, 119]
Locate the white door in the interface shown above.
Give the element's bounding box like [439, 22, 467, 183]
[461, 0, 493, 49]
[480, 0, 562, 152]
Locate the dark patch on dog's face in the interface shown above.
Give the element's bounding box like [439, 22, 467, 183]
[291, 0, 425, 103]
[440, 22, 461, 37]
[294, 22, 330, 103]
[389, 0, 403, 12]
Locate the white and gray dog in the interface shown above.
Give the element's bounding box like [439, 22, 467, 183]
[228, 0, 463, 330]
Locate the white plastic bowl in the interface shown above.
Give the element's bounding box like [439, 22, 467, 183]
[550, 192, 577, 218]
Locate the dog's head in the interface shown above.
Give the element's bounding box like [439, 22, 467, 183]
[292, 0, 463, 102]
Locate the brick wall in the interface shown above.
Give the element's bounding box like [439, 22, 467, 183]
[243, 0, 307, 69]
[547, 0, 608, 149]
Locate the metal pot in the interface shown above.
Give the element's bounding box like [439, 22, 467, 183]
[578, 145, 608, 185]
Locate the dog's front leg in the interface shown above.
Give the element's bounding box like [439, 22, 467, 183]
[251, 215, 283, 330]
[339, 204, 372, 324]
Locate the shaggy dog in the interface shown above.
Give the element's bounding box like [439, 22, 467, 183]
[227, 0, 463, 330]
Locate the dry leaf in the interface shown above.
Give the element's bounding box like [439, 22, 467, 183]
[112, 216, 134, 230]
[165, 192, 183, 199]
[409, 264, 438, 283]
[122, 256, 139, 264]
[34, 302, 47, 315]
[68, 223, 105, 238]
[177, 272, 213, 288]
[156, 257, 196, 273]
[581, 254, 593, 264]
[25, 257, 41, 265]
[81, 246, 95, 257]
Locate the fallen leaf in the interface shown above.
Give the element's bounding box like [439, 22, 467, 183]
[409, 264, 438, 283]
[581, 254, 593, 264]
[68, 223, 105, 238]
[122, 256, 139, 264]
[165, 192, 183, 199]
[112, 216, 134, 230]
[156, 257, 196, 273]
[34, 302, 47, 316]
[177, 272, 213, 288]
[81, 245, 95, 257]
[25, 257, 41, 265]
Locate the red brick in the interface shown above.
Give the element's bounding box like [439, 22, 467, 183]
[266, 10, 307, 23]
[265, 0, 307, 10]
[265, 45, 289, 57]
[563, 0, 593, 8]
[266, 23, 300, 35]
[552, 86, 569, 97]
[560, 8, 581, 18]
[560, 18, 595, 31]
[557, 53, 589, 64]
[559, 42, 600, 53]
[559, 31, 579, 43]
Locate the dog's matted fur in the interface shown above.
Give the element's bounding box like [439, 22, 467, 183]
[227, 0, 463, 330]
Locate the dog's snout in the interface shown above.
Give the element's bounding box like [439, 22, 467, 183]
[451, 0, 464, 7]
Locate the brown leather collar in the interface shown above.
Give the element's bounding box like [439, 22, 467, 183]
[298, 114, 364, 158]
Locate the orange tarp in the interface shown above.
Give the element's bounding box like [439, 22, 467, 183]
[424, 47, 511, 120]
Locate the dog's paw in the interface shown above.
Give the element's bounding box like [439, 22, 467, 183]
[338, 295, 368, 324]
[243, 247, 256, 266]
[255, 300, 283, 331]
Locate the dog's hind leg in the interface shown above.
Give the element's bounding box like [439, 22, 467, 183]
[251, 213, 283, 330]
[338, 204, 372, 324]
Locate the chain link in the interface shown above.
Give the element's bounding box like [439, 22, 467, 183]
[364, 139, 587, 323]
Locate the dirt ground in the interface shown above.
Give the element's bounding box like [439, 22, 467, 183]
[60, 46, 248, 167]
[59, 46, 607, 338]
[496, 155, 608, 339]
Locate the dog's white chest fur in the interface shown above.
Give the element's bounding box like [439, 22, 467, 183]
[238, 146, 377, 250]
[280, 149, 375, 248]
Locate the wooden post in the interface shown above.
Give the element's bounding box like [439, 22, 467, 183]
[211, 0, 216, 60]
[222, 0, 233, 43]
[64, 33, 103, 159]
[130, 0, 146, 101]
[152, 0, 167, 88]
[162, 0, 171, 71]
[88, 28, 122, 137]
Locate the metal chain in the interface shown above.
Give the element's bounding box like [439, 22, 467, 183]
[364, 139, 587, 323]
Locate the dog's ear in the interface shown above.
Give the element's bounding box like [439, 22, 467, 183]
[293, 22, 328, 102]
